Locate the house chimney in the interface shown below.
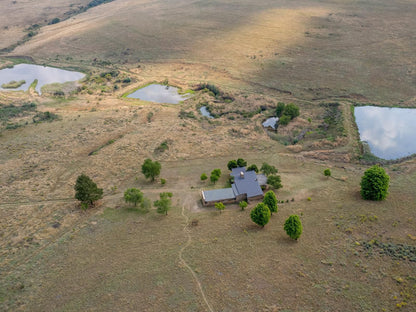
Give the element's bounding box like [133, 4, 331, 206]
[240, 171, 245, 179]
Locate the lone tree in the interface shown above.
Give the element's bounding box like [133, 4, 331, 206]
[283, 103, 300, 120]
[267, 175, 283, 190]
[74, 174, 103, 207]
[215, 202, 225, 213]
[247, 164, 259, 173]
[284, 215, 303, 240]
[261, 162, 278, 176]
[360, 165, 390, 201]
[250, 203, 271, 228]
[141, 158, 161, 182]
[239, 201, 248, 211]
[154, 192, 173, 215]
[263, 191, 278, 215]
[236, 158, 247, 167]
[210, 168, 221, 184]
[227, 160, 238, 170]
[124, 188, 143, 207]
[324, 168, 331, 177]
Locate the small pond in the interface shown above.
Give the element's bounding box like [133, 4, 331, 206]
[355, 106, 416, 160]
[200, 106, 213, 118]
[262, 117, 279, 130]
[0, 64, 85, 94]
[127, 84, 191, 104]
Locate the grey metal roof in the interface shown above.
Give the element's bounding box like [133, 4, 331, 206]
[202, 188, 235, 202]
[233, 170, 263, 198]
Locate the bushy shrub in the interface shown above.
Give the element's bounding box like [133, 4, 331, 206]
[250, 203, 271, 227]
[360, 165, 390, 200]
[284, 215, 303, 240]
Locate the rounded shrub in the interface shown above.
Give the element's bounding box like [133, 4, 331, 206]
[360, 165, 390, 201]
[284, 215, 303, 240]
[250, 203, 271, 227]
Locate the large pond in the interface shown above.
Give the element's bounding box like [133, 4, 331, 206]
[0, 64, 85, 94]
[127, 84, 191, 104]
[355, 106, 416, 160]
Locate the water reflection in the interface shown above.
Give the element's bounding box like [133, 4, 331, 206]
[262, 117, 279, 130]
[200, 106, 213, 118]
[0, 64, 84, 94]
[127, 84, 191, 104]
[355, 106, 416, 160]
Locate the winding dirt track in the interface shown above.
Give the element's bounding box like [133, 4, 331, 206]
[179, 197, 214, 312]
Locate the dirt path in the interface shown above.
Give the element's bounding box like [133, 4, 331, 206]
[179, 198, 214, 312]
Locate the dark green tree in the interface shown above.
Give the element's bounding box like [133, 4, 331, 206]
[279, 115, 291, 126]
[154, 192, 173, 215]
[250, 203, 271, 227]
[360, 165, 390, 201]
[284, 215, 303, 240]
[215, 202, 225, 213]
[324, 168, 331, 177]
[141, 158, 161, 182]
[239, 201, 248, 211]
[276, 102, 285, 117]
[247, 164, 259, 173]
[200, 173, 208, 181]
[267, 175, 282, 190]
[283, 103, 300, 120]
[261, 162, 278, 176]
[210, 169, 221, 184]
[263, 191, 278, 215]
[227, 160, 238, 170]
[124, 188, 143, 206]
[74, 174, 103, 207]
[237, 158, 247, 167]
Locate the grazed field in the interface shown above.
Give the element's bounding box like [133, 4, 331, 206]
[9, 0, 416, 104]
[1, 0, 416, 311]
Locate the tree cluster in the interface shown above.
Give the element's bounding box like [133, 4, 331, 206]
[210, 168, 222, 184]
[276, 102, 300, 126]
[227, 158, 247, 170]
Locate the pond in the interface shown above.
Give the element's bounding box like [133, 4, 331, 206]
[200, 106, 213, 118]
[127, 84, 191, 104]
[355, 106, 416, 160]
[0, 64, 85, 94]
[262, 117, 279, 130]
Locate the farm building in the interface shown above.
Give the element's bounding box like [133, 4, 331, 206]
[201, 167, 266, 206]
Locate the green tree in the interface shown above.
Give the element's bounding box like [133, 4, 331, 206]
[141, 158, 161, 182]
[227, 160, 238, 170]
[237, 158, 247, 167]
[324, 168, 331, 177]
[154, 192, 173, 215]
[283, 103, 300, 120]
[263, 191, 278, 215]
[279, 115, 291, 126]
[267, 175, 282, 190]
[250, 203, 271, 227]
[360, 165, 390, 201]
[200, 173, 208, 181]
[284, 215, 303, 240]
[210, 169, 221, 184]
[276, 102, 285, 117]
[215, 202, 225, 213]
[261, 162, 278, 176]
[247, 164, 259, 173]
[239, 201, 248, 211]
[124, 188, 143, 206]
[74, 174, 103, 207]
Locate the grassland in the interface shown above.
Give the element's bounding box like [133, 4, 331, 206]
[1, 0, 416, 311]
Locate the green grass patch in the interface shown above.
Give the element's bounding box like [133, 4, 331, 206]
[1, 80, 25, 89]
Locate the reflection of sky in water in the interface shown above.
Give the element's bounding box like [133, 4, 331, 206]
[200, 106, 213, 118]
[262, 117, 279, 129]
[127, 84, 190, 104]
[0, 64, 84, 94]
[355, 106, 416, 160]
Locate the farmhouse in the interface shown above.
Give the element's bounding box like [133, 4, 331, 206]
[202, 167, 266, 206]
